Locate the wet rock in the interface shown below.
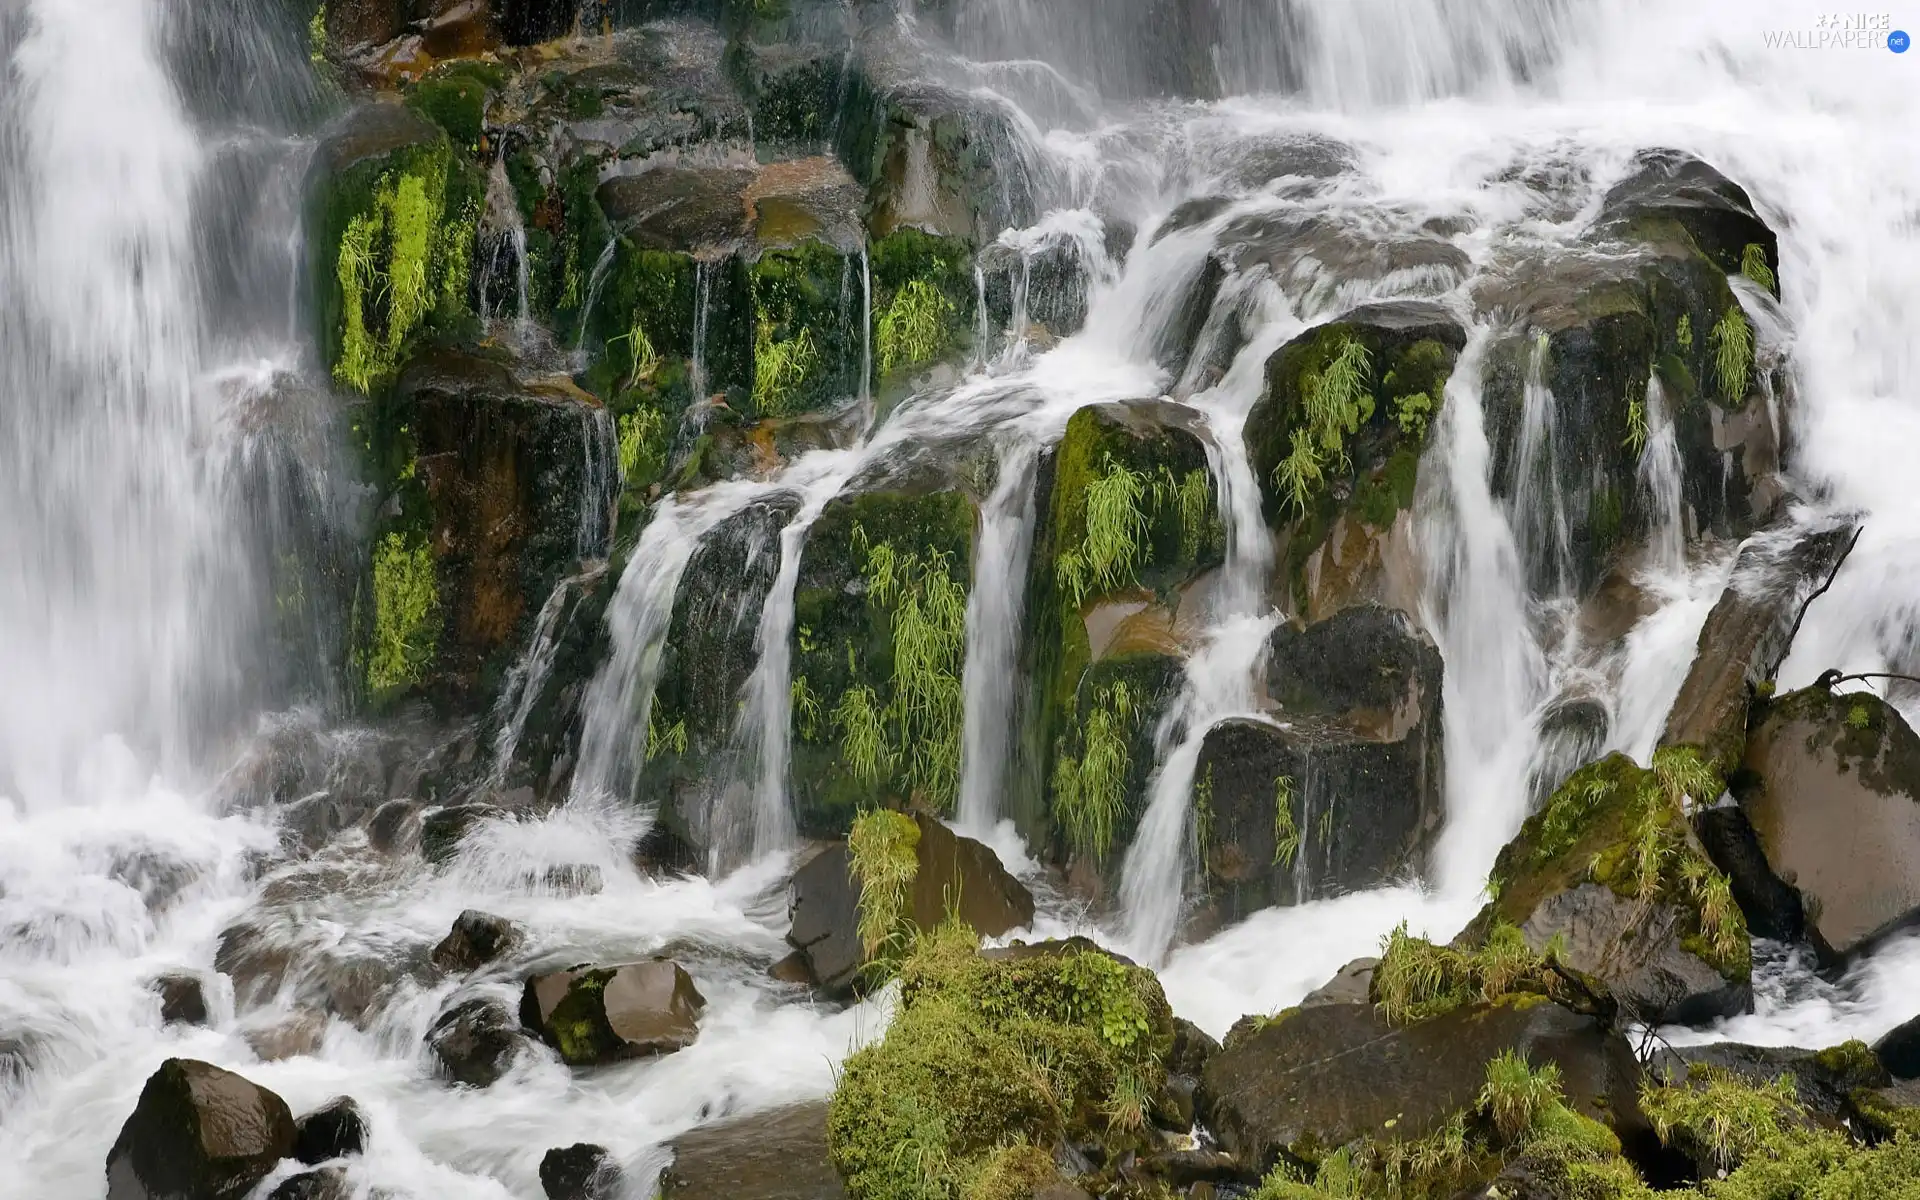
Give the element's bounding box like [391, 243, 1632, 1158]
[106, 1058, 297, 1200]
[539, 1143, 623, 1200]
[1196, 1001, 1646, 1176]
[1875, 1013, 1920, 1080]
[520, 959, 706, 1065]
[1597, 149, 1780, 286]
[599, 165, 756, 257]
[376, 350, 614, 712]
[426, 996, 526, 1087]
[769, 950, 815, 985]
[1246, 305, 1464, 608]
[1738, 687, 1920, 962]
[108, 849, 202, 913]
[152, 971, 210, 1027]
[294, 1096, 370, 1164]
[1663, 520, 1859, 772]
[1469, 753, 1751, 1026]
[855, 80, 1043, 243]
[431, 910, 524, 974]
[786, 814, 1036, 997]
[419, 803, 503, 865]
[268, 1165, 352, 1200]
[245, 1010, 329, 1062]
[1300, 957, 1377, 1008]
[367, 799, 423, 853]
[658, 1102, 845, 1199]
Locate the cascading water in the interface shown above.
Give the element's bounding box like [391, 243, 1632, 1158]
[15, 0, 1920, 1193]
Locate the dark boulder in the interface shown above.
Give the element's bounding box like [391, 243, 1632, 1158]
[539, 1143, 623, 1200]
[1597, 149, 1780, 287]
[658, 1102, 846, 1199]
[419, 803, 502, 865]
[1876, 1013, 1920, 1080]
[1196, 1001, 1645, 1177]
[1195, 605, 1444, 919]
[426, 996, 526, 1087]
[1738, 687, 1920, 962]
[431, 910, 524, 974]
[1663, 520, 1859, 772]
[152, 972, 210, 1027]
[520, 959, 706, 1065]
[106, 1059, 297, 1200]
[268, 1165, 351, 1200]
[786, 814, 1036, 997]
[293, 1096, 369, 1164]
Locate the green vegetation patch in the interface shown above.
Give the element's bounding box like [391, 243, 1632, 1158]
[869, 229, 975, 390]
[364, 529, 440, 698]
[826, 922, 1174, 1200]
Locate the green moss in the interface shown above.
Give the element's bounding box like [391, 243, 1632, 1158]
[1642, 1067, 1802, 1174]
[406, 69, 493, 150]
[869, 229, 975, 390]
[749, 242, 855, 417]
[849, 809, 920, 961]
[1372, 920, 1572, 1026]
[314, 129, 468, 395]
[366, 530, 439, 696]
[827, 923, 1173, 1200]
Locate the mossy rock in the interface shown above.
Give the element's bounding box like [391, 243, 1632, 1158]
[353, 349, 612, 713]
[1471, 751, 1751, 1025]
[747, 239, 865, 418]
[1048, 652, 1185, 872]
[520, 959, 707, 1065]
[1245, 303, 1463, 611]
[869, 228, 975, 395]
[788, 487, 978, 834]
[825, 925, 1173, 1200]
[307, 101, 480, 396]
[1014, 400, 1224, 862]
[404, 61, 504, 154]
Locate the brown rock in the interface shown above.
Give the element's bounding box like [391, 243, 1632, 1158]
[658, 1102, 845, 1199]
[521, 960, 706, 1065]
[106, 1059, 297, 1200]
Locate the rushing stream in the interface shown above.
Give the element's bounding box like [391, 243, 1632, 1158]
[6, 0, 1920, 1195]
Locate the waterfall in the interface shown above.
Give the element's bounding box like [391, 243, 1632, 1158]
[1637, 373, 1687, 575]
[574, 239, 620, 357]
[1417, 329, 1551, 893]
[488, 565, 604, 789]
[690, 260, 712, 399]
[956, 442, 1041, 834]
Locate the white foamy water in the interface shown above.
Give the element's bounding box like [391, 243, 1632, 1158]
[11, 0, 1920, 1193]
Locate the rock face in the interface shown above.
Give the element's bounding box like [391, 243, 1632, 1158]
[268, 1165, 352, 1200]
[431, 909, 524, 973]
[1470, 753, 1751, 1026]
[786, 813, 1036, 996]
[539, 1143, 623, 1200]
[293, 1096, 369, 1164]
[1196, 1001, 1645, 1175]
[659, 1102, 846, 1199]
[426, 996, 525, 1087]
[520, 959, 706, 1065]
[1876, 1013, 1920, 1080]
[419, 803, 503, 864]
[1662, 520, 1859, 771]
[106, 1059, 297, 1200]
[1195, 605, 1445, 919]
[1738, 687, 1920, 962]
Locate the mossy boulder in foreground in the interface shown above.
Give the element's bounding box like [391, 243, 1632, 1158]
[1470, 750, 1751, 1025]
[826, 924, 1174, 1200]
[106, 1058, 296, 1200]
[520, 959, 706, 1065]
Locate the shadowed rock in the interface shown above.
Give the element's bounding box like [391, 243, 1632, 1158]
[431, 910, 525, 974]
[540, 1143, 623, 1200]
[427, 996, 527, 1087]
[293, 1096, 369, 1164]
[659, 1102, 845, 1199]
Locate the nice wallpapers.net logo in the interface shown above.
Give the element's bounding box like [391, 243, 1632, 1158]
[1764, 12, 1911, 50]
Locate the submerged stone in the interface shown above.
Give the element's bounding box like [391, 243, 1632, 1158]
[539, 1143, 623, 1200]
[426, 995, 526, 1087]
[293, 1095, 370, 1164]
[659, 1102, 846, 1199]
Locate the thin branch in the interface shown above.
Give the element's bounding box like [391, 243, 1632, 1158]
[1781, 524, 1864, 660]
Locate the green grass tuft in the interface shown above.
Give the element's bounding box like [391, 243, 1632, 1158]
[1057, 455, 1149, 608]
[849, 809, 921, 961]
[753, 318, 819, 416]
[1741, 243, 1776, 295]
[878, 279, 955, 377]
[1273, 774, 1302, 868]
[1053, 680, 1138, 861]
[1711, 306, 1754, 405]
[367, 531, 439, 695]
